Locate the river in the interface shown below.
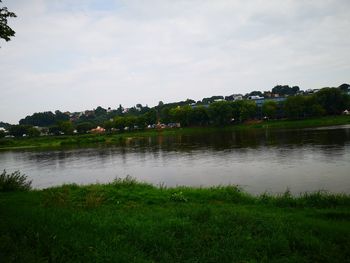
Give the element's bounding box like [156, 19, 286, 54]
[1, 125, 350, 194]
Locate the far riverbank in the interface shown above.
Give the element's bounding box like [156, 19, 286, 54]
[1, 115, 350, 150]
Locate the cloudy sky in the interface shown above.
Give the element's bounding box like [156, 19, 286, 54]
[1, 0, 349, 123]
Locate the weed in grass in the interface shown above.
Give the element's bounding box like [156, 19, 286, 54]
[170, 191, 188, 202]
[85, 191, 105, 208]
[113, 175, 138, 187]
[0, 170, 32, 192]
[42, 187, 71, 207]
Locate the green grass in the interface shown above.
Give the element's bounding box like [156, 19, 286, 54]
[1, 178, 350, 262]
[1, 115, 350, 150]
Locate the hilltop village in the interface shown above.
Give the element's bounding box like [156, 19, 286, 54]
[1, 84, 350, 138]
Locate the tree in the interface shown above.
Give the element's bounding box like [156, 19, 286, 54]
[57, 121, 74, 135]
[338, 83, 350, 92]
[284, 95, 306, 119]
[0, 121, 11, 129]
[94, 106, 107, 116]
[188, 106, 209, 126]
[304, 96, 325, 117]
[49, 125, 60, 136]
[262, 101, 278, 119]
[238, 101, 257, 122]
[314, 88, 349, 115]
[272, 85, 299, 96]
[160, 107, 172, 124]
[208, 101, 232, 126]
[0, 0, 16, 42]
[114, 117, 126, 131]
[124, 116, 137, 130]
[55, 110, 69, 122]
[19, 111, 56, 127]
[27, 127, 41, 137]
[116, 104, 124, 116]
[103, 120, 114, 132]
[143, 109, 157, 125]
[169, 106, 191, 126]
[9, 125, 32, 137]
[76, 122, 93, 134]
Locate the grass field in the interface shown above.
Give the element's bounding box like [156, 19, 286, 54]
[1, 178, 350, 262]
[1, 115, 350, 150]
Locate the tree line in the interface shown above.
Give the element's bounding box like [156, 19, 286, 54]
[1, 86, 349, 138]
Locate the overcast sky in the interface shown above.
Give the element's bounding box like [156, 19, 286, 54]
[1, 0, 349, 123]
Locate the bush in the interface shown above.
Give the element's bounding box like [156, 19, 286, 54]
[0, 170, 32, 191]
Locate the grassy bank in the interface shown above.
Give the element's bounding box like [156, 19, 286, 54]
[1, 115, 350, 150]
[1, 178, 350, 262]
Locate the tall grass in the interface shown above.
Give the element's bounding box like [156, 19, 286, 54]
[0, 170, 32, 191]
[1, 179, 350, 262]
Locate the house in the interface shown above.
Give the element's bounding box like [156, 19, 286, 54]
[248, 95, 264, 100]
[167, 123, 181, 128]
[225, 94, 243, 101]
[90, 126, 106, 134]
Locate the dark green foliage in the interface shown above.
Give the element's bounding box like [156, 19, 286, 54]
[143, 109, 157, 124]
[0, 182, 349, 262]
[160, 106, 172, 124]
[8, 124, 32, 137]
[284, 89, 350, 119]
[208, 101, 233, 126]
[272, 85, 299, 96]
[113, 116, 126, 131]
[0, 121, 11, 129]
[314, 88, 349, 115]
[262, 100, 278, 118]
[57, 121, 74, 135]
[236, 100, 257, 121]
[169, 105, 192, 126]
[94, 106, 107, 116]
[48, 125, 61, 135]
[284, 95, 306, 119]
[54, 110, 70, 122]
[27, 127, 40, 137]
[188, 106, 209, 126]
[0, 170, 32, 191]
[0, 0, 16, 42]
[76, 122, 94, 134]
[338, 83, 350, 92]
[19, 111, 57, 126]
[19, 111, 70, 127]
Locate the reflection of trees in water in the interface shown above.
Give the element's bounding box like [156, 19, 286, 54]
[21, 127, 350, 166]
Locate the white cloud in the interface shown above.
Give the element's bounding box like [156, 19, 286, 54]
[0, 0, 349, 123]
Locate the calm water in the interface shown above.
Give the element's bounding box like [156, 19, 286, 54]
[1, 125, 350, 195]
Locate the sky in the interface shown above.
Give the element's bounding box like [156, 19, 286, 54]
[1, 0, 349, 124]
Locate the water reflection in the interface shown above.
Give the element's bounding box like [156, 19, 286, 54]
[0, 125, 350, 194]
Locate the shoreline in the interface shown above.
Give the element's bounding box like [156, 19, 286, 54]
[1, 115, 350, 150]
